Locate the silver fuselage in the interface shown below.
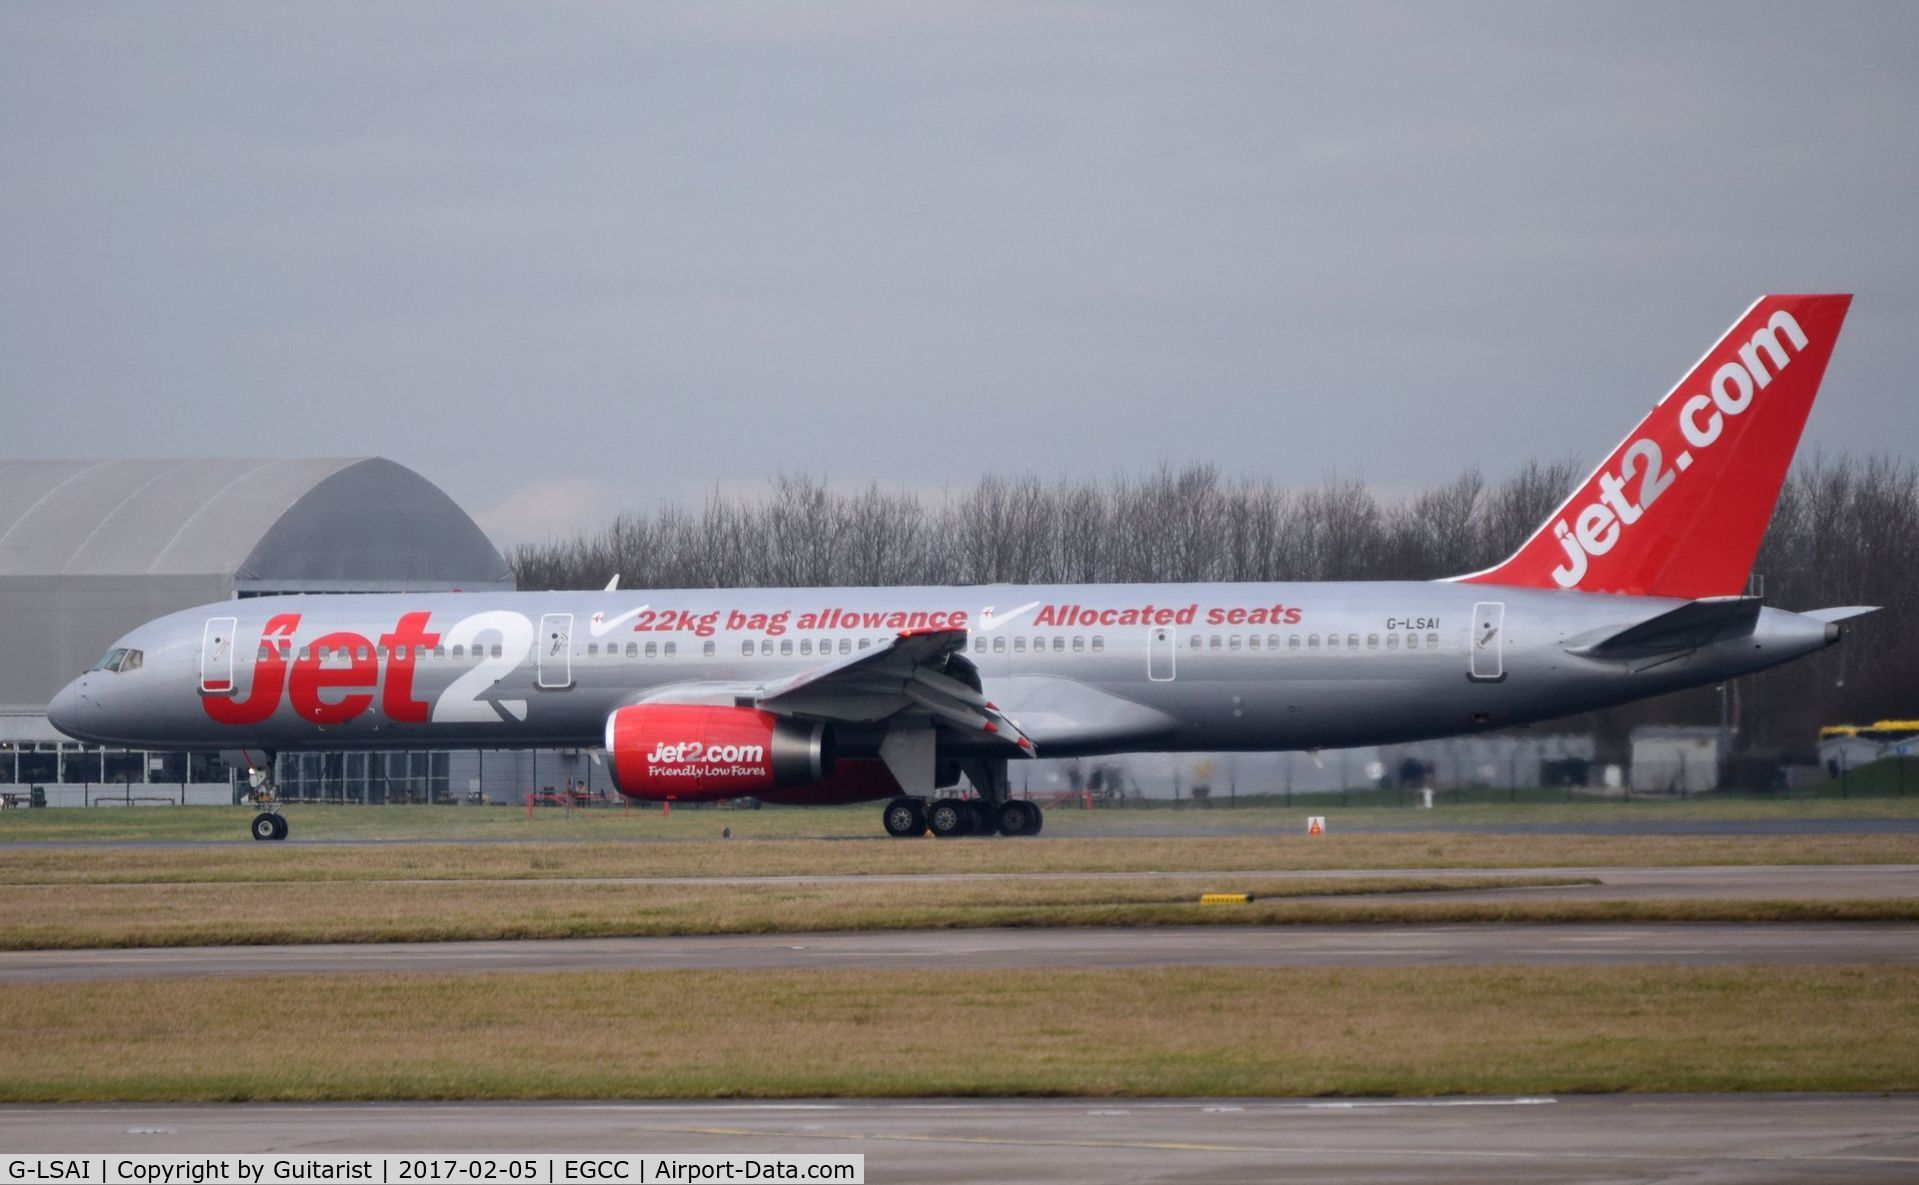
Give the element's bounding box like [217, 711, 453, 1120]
[49, 580, 1837, 760]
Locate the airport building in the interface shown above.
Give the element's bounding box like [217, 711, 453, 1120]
[0, 458, 514, 805]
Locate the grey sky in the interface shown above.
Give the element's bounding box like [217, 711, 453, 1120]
[5, 3, 1916, 546]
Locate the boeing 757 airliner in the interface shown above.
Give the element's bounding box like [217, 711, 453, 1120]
[50, 295, 1873, 840]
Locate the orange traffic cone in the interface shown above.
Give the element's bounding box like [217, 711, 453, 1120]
[1307, 815, 1325, 836]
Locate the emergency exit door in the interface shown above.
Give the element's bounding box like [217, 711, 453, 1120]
[1148, 626, 1176, 681]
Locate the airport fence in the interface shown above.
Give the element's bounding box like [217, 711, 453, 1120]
[0, 782, 236, 808]
[1072, 758, 1918, 809]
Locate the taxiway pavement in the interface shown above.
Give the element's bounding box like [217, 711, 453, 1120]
[4, 921, 1916, 983]
[2, 1096, 1915, 1183]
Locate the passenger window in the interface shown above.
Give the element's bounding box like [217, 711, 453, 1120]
[450, 645, 463, 659]
[298, 646, 312, 660]
[587, 643, 598, 657]
[645, 641, 657, 658]
[258, 645, 273, 660]
[780, 639, 792, 655]
[1053, 636, 1065, 652]
[1406, 633, 1418, 650]
[357, 646, 370, 661]
[1091, 636, 1104, 652]
[993, 637, 1005, 653]
[1289, 635, 1301, 650]
[1327, 634, 1339, 649]
[1014, 637, 1026, 653]
[839, 639, 851, 654]
[799, 639, 812, 656]
[1308, 635, 1320, 648]
[490, 644, 502, 658]
[1268, 634, 1280, 649]
[1247, 635, 1259, 650]
[1387, 633, 1400, 650]
[1427, 632, 1439, 649]
[1190, 635, 1202, 650]
[703, 640, 715, 657]
[1072, 636, 1084, 652]
[859, 638, 872, 650]
[1348, 634, 1360, 649]
[1367, 634, 1379, 650]
[742, 641, 754, 656]
[974, 638, 985, 653]
[626, 642, 638, 658]
[1228, 635, 1241, 651]
[433, 647, 445, 659]
[663, 641, 676, 657]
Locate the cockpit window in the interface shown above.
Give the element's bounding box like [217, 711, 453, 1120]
[92, 648, 143, 673]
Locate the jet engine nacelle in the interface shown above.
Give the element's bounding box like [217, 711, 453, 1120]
[605, 704, 831, 801]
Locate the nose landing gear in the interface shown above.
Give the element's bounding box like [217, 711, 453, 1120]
[249, 810, 287, 841]
[244, 759, 287, 841]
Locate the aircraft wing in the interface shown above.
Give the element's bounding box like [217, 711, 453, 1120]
[760, 628, 1034, 754]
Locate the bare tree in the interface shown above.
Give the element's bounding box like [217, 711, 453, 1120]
[512, 455, 1917, 753]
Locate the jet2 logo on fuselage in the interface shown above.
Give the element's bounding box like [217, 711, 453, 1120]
[202, 610, 535, 729]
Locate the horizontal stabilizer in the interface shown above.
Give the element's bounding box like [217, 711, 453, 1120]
[1568, 597, 1762, 659]
[1802, 606, 1879, 624]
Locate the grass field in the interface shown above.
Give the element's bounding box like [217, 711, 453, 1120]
[4, 792, 1919, 845]
[3, 816, 1914, 948]
[2, 820, 1915, 886]
[1, 964, 1911, 1101]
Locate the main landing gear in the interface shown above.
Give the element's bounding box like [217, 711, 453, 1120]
[881, 795, 1043, 838]
[879, 755, 1042, 838]
[882, 797, 927, 837]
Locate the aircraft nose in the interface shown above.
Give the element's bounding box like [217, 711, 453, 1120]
[47, 677, 100, 741]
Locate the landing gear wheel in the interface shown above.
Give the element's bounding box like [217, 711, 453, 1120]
[927, 797, 974, 838]
[963, 800, 998, 836]
[882, 797, 927, 838]
[270, 813, 289, 841]
[250, 812, 283, 842]
[1028, 803, 1044, 835]
[995, 799, 1040, 837]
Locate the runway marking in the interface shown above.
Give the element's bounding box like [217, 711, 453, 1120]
[655, 1127, 1279, 1155]
[1306, 1097, 1556, 1109]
